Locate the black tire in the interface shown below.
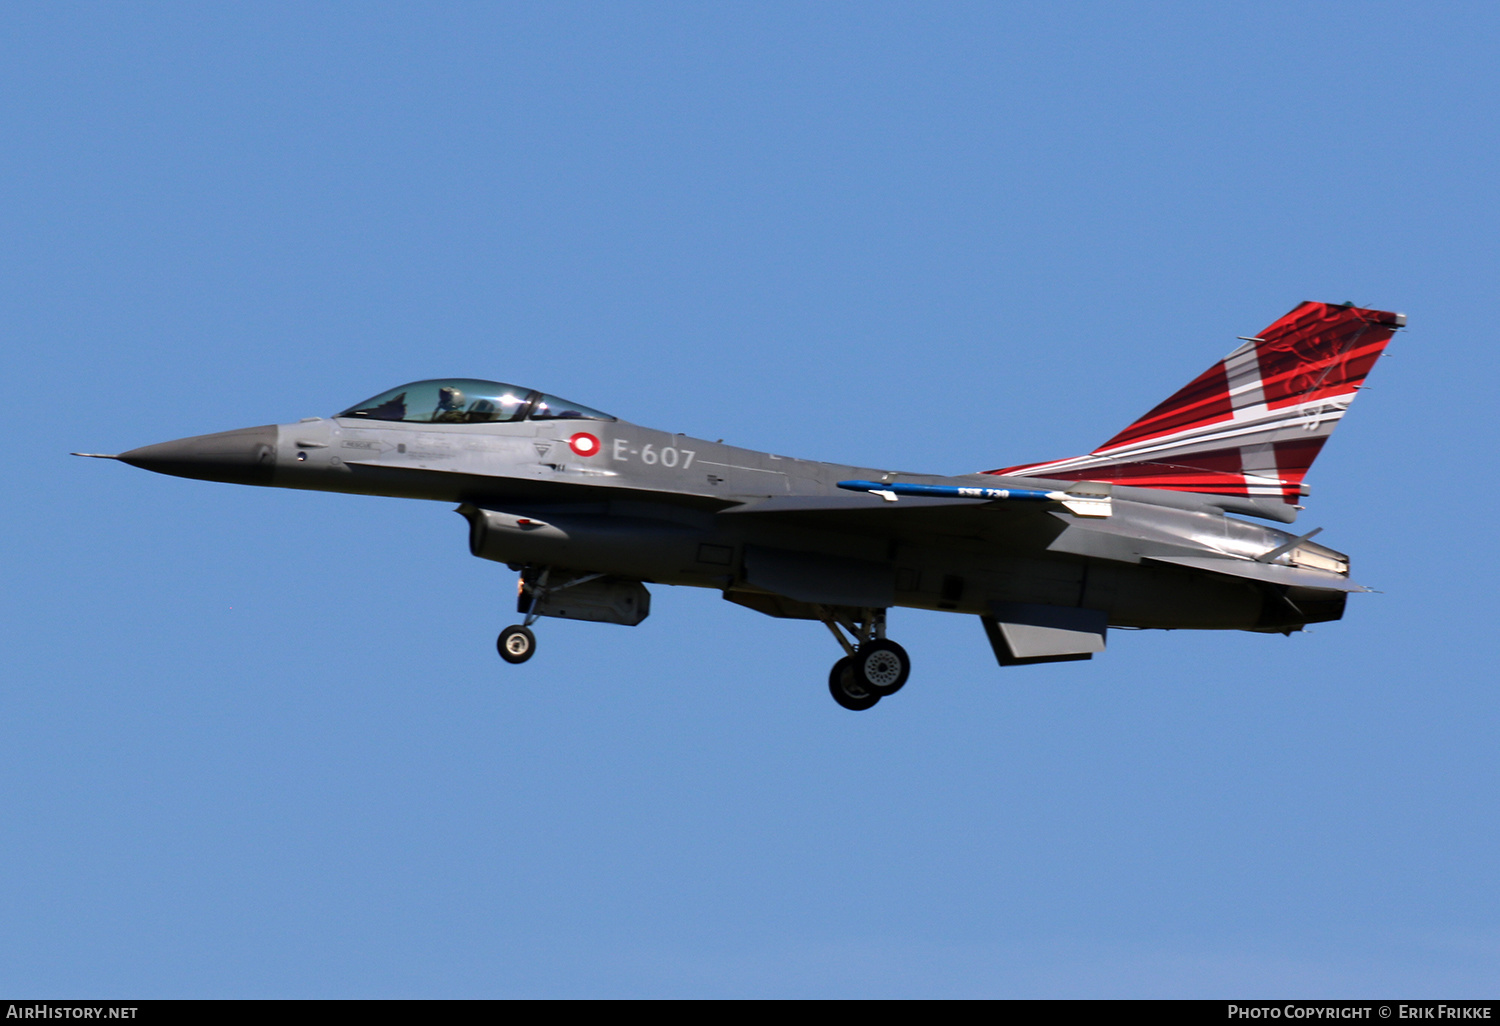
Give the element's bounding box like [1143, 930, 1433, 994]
[497, 624, 536, 664]
[828, 656, 879, 711]
[852, 639, 910, 696]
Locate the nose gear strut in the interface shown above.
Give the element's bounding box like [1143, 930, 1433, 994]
[495, 566, 609, 665]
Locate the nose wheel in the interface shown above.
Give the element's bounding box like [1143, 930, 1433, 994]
[496, 565, 555, 665]
[494, 567, 611, 665]
[497, 624, 536, 664]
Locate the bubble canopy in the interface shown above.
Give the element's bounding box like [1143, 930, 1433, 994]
[336, 379, 614, 425]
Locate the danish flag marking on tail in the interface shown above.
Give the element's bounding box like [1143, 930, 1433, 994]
[987, 302, 1404, 503]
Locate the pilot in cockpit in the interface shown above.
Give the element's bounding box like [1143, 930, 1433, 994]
[338, 379, 615, 425]
[432, 386, 467, 423]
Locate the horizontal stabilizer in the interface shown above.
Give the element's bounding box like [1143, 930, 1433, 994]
[987, 302, 1404, 503]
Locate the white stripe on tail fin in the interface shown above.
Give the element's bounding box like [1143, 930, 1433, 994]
[987, 301, 1404, 502]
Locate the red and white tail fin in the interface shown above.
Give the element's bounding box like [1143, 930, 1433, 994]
[987, 301, 1404, 502]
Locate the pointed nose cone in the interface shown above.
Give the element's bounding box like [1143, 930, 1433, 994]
[118, 425, 279, 486]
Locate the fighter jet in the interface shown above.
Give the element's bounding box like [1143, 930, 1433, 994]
[77, 301, 1402, 710]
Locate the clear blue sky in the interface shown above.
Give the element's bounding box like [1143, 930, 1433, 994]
[3, 1, 1497, 998]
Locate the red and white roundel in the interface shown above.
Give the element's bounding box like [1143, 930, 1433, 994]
[568, 432, 601, 457]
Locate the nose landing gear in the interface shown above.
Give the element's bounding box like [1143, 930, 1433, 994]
[497, 624, 536, 664]
[818, 607, 911, 711]
[495, 567, 551, 665]
[496, 566, 605, 666]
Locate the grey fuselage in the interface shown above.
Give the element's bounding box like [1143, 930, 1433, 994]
[115, 411, 1359, 634]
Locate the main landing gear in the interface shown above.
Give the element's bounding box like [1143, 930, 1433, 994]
[819, 607, 911, 711]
